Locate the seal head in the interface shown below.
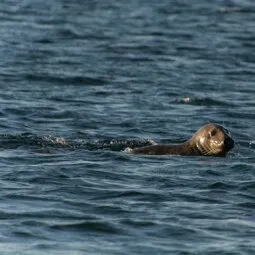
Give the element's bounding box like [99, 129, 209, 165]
[129, 123, 234, 157]
[191, 123, 234, 156]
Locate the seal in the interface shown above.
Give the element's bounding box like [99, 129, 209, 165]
[128, 123, 234, 156]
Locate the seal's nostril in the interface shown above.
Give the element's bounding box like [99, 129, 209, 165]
[225, 138, 234, 149]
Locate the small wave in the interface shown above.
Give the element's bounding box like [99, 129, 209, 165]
[249, 141, 255, 149]
[206, 181, 236, 190]
[0, 133, 155, 152]
[121, 219, 157, 228]
[90, 138, 155, 152]
[25, 74, 107, 86]
[0, 133, 69, 150]
[219, 7, 255, 13]
[177, 97, 235, 107]
[50, 220, 123, 234]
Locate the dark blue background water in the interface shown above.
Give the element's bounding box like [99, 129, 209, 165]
[0, 0, 255, 254]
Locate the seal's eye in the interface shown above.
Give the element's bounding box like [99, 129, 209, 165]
[210, 129, 217, 136]
[208, 129, 217, 138]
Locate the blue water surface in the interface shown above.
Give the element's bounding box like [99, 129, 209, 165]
[0, 0, 255, 254]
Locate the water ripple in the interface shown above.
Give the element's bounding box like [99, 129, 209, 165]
[0, 0, 255, 254]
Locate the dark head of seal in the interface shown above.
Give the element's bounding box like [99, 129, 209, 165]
[129, 123, 234, 157]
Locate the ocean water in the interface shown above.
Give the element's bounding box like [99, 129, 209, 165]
[0, 0, 255, 254]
